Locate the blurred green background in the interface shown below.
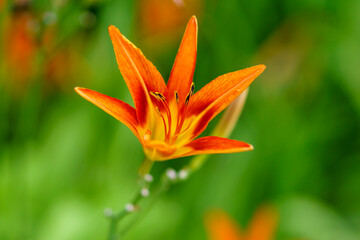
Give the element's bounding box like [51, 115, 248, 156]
[1, 0, 360, 239]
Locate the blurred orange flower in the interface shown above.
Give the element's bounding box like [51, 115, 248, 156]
[205, 207, 278, 240]
[0, 0, 5, 11]
[3, 10, 38, 88]
[76, 16, 265, 161]
[138, 0, 202, 37]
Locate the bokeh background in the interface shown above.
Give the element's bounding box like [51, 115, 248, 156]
[1, 0, 360, 239]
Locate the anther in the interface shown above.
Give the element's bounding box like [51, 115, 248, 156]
[157, 93, 166, 101]
[150, 91, 166, 102]
[184, 82, 195, 106]
[155, 107, 161, 116]
[190, 82, 195, 96]
[149, 91, 160, 100]
[174, 91, 179, 104]
[185, 92, 191, 105]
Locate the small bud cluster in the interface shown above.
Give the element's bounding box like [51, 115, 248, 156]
[166, 168, 177, 180]
[166, 168, 189, 181]
[125, 203, 136, 212]
[103, 208, 113, 218]
[144, 173, 153, 182]
[141, 188, 150, 197]
[178, 169, 189, 180]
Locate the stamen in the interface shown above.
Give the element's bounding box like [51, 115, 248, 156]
[160, 100, 172, 141]
[155, 107, 161, 116]
[150, 91, 166, 102]
[172, 83, 195, 143]
[149, 91, 161, 101]
[157, 92, 166, 101]
[184, 82, 195, 106]
[174, 91, 179, 104]
[171, 120, 194, 142]
[190, 82, 195, 96]
[185, 92, 191, 106]
[158, 110, 169, 142]
[150, 91, 172, 143]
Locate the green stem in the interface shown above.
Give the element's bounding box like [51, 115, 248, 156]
[107, 218, 119, 240]
[120, 174, 171, 236]
[106, 158, 153, 240]
[138, 158, 154, 178]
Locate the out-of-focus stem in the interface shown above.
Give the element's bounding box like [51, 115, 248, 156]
[107, 157, 153, 240]
[138, 157, 154, 178]
[120, 174, 172, 236]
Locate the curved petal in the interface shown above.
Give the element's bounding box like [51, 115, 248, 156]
[142, 140, 177, 161]
[75, 87, 139, 139]
[205, 210, 244, 240]
[167, 16, 197, 107]
[185, 65, 266, 139]
[247, 206, 278, 240]
[108, 25, 167, 126]
[172, 136, 253, 159]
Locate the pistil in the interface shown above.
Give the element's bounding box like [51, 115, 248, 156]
[150, 91, 172, 142]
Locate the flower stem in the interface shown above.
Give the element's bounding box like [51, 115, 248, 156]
[138, 158, 154, 178]
[119, 175, 171, 236]
[106, 158, 153, 239]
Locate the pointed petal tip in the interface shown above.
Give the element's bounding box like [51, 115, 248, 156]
[74, 87, 83, 93]
[74, 86, 88, 93]
[256, 64, 266, 73]
[190, 16, 198, 30]
[108, 25, 117, 32]
[74, 87, 90, 98]
[190, 15, 198, 24]
[253, 63, 265, 69]
[244, 64, 266, 79]
[108, 25, 122, 39]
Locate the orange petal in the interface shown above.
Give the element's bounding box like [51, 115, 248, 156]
[247, 206, 278, 240]
[173, 136, 253, 159]
[75, 87, 139, 138]
[167, 16, 197, 107]
[186, 65, 266, 139]
[108, 25, 167, 126]
[205, 210, 243, 240]
[142, 140, 177, 161]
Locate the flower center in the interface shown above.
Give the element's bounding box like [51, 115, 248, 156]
[149, 82, 195, 144]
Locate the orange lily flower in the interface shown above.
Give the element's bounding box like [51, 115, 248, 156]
[3, 10, 38, 89]
[205, 207, 278, 240]
[75, 16, 265, 161]
[138, 0, 202, 37]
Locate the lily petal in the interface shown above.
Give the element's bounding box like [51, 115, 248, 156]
[186, 65, 266, 139]
[167, 16, 197, 107]
[247, 206, 278, 240]
[75, 87, 139, 138]
[173, 136, 253, 159]
[108, 25, 167, 126]
[205, 210, 244, 240]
